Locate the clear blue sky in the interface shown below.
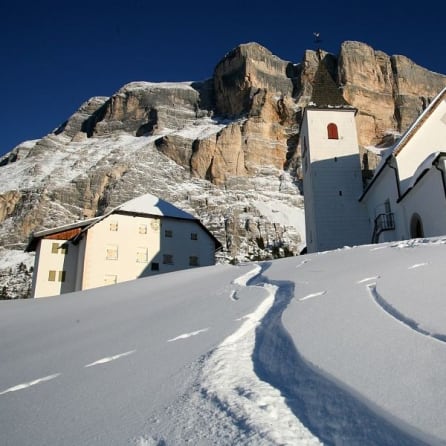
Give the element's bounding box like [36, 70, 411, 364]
[1, 0, 444, 157]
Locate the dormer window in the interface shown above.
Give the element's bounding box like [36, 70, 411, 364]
[327, 123, 339, 139]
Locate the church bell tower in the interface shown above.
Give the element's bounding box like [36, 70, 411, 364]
[300, 58, 370, 253]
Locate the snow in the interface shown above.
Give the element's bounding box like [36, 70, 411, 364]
[118, 81, 195, 93]
[174, 117, 228, 139]
[0, 133, 163, 193]
[0, 249, 34, 269]
[1, 238, 446, 445]
[406, 151, 441, 189]
[253, 198, 306, 246]
[116, 192, 196, 219]
[365, 144, 392, 155]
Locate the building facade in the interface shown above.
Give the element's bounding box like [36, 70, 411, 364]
[27, 194, 221, 298]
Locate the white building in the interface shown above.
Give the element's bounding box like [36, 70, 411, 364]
[300, 57, 446, 253]
[359, 87, 446, 243]
[300, 59, 370, 253]
[27, 193, 222, 298]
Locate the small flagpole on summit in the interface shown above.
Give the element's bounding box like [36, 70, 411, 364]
[313, 32, 323, 59]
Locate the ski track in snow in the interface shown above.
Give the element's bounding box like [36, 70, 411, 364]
[167, 328, 209, 342]
[299, 291, 327, 301]
[0, 374, 60, 396]
[367, 284, 446, 344]
[202, 267, 322, 445]
[229, 290, 238, 301]
[1, 350, 138, 397]
[296, 259, 310, 268]
[84, 350, 136, 368]
[232, 264, 262, 287]
[357, 275, 380, 284]
[228, 264, 262, 303]
[370, 245, 388, 251]
[196, 263, 423, 445]
[408, 262, 428, 269]
[250, 266, 424, 446]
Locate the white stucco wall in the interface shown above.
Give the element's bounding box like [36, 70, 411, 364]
[32, 239, 80, 298]
[396, 98, 446, 189]
[401, 168, 446, 238]
[304, 109, 363, 160]
[362, 165, 402, 242]
[302, 108, 370, 252]
[81, 213, 216, 290]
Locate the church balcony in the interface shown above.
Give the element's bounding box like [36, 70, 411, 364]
[372, 212, 395, 243]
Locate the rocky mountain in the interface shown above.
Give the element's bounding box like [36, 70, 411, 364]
[1, 40, 446, 299]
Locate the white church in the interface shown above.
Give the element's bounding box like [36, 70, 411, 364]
[301, 60, 446, 253]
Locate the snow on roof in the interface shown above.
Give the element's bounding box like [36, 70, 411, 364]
[393, 86, 446, 157]
[407, 151, 442, 188]
[398, 152, 446, 202]
[116, 193, 196, 220]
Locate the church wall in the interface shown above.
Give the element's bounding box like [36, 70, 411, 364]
[396, 99, 446, 190]
[302, 108, 369, 252]
[401, 169, 446, 238]
[301, 116, 318, 251]
[309, 156, 370, 250]
[304, 109, 362, 160]
[362, 165, 402, 242]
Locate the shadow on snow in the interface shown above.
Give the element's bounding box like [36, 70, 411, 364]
[248, 262, 429, 446]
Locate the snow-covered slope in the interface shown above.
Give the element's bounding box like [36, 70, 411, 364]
[1, 237, 445, 445]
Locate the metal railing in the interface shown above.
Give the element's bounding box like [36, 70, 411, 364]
[372, 212, 395, 243]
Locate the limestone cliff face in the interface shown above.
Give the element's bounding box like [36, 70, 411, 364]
[213, 42, 296, 117]
[55, 96, 109, 141]
[82, 81, 208, 137]
[337, 41, 446, 146]
[187, 43, 299, 185]
[190, 92, 297, 185]
[1, 40, 446, 298]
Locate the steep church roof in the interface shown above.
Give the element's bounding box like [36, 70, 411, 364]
[392, 86, 446, 157]
[360, 86, 446, 201]
[309, 56, 350, 108]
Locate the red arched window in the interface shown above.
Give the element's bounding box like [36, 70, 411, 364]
[327, 123, 339, 139]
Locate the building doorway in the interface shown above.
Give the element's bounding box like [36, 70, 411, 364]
[410, 213, 424, 238]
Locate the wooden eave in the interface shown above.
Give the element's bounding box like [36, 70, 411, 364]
[25, 218, 99, 252]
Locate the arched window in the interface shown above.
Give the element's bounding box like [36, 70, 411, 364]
[410, 213, 424, 239]
[327, 123, 339, 140]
